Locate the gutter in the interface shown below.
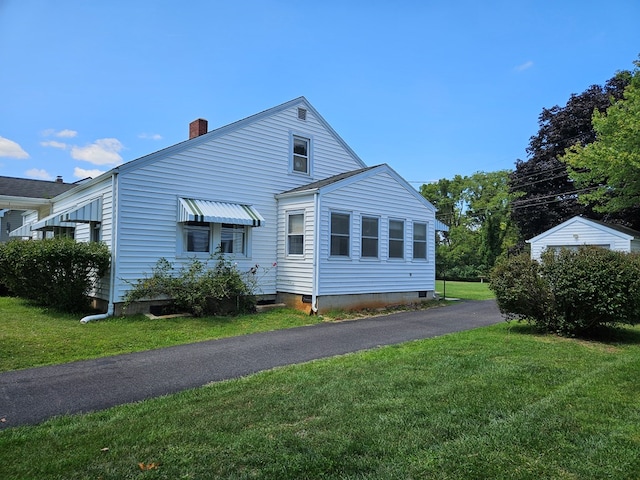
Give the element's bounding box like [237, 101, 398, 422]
[81, 171, 118, 323]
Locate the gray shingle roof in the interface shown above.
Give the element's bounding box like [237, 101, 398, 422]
[280, 166, 379, 195]
[0, 176, 79, 199]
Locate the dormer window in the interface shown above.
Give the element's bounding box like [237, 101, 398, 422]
[292, 135, 310, 174]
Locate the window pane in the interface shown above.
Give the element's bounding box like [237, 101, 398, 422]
[413, 222, 427, 259]
[288, 214, 304, 234]
[413, 242, 426, 259]
[221, 224, 245, 254]
[331, 213, 350, 235]
[293, 137, 309, 173]
[187, 227, 210, 252]
[362, 217, 378, 237]
[331, 236, 349, 256]
[389, 220, 404, 239]
[413, 222, 426, 241]
[362, 237, 378, 257]
[289, 235, 303, 255]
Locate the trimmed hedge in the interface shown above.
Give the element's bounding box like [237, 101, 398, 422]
[490, 247, 640, 335]
[0, 238, 110, 312]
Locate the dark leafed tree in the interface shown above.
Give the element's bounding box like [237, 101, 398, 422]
[509, 71, 631, 241]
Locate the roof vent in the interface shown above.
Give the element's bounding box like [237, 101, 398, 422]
[297, 107, 307, 121]
[56, 176, 63, 183]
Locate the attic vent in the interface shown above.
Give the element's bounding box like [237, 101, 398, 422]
[297, 107, 307, 121]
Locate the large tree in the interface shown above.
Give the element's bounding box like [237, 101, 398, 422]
[509, 71, 631, 240]
[421, 170, 517, 280]
[561, 62, 640, 228]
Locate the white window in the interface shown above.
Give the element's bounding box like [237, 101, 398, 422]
[389, 219, 404, 259]
[287, 213, 304, 255]
[220, 224, 246, 255]
[413, 222, 427, 260]
[331, 212, 350, 257]
[292, 136, 310, 174]
[361, 216, 379, 258]
[184, 222, 211, 253]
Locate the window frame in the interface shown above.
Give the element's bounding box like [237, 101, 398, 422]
[183, 221, 211, 253]
[290, 133, 311, 175]
[388, 219, 405, 259]
[220, 223, 247, 255]
[361, 215, 379, 259]
[287, 212, 305, 256]
[330, 211, 351, 258]
[412, 222, 428, 260]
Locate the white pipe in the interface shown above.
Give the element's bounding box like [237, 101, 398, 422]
[311, 191, 320, 314]
[80, 171, 119, 323]
[80, 303, 114, 324]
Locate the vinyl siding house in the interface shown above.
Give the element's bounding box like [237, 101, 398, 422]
[8, 97, 438, 315]
[527, 215, 640, 261]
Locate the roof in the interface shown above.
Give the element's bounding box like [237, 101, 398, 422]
[0, 176, 79, 199]
[279, 166, 378, 195]
[527, 215, 640, 243]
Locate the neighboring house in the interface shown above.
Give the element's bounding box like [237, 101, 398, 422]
[0, 176, 80, 240]
[527, 215, 640, 261]
[5, 97, 439, 315]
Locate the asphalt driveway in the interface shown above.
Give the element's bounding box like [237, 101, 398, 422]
[0, 300, 503, 428]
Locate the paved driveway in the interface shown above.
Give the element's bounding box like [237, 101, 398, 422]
[0, 300, 503, 428]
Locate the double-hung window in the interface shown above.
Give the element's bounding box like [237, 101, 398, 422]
[413, 222, 427, 260]
[330, 212, 350, 257]
[292, 136, 310, 174]
[361, 216, 379, 258]
[287, 213, 304, 255]
[389, 219, 404, 259]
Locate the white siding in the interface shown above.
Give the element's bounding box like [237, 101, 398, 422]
[276, 195, 316, 294]
[529, 217, 634, 261]
[112, 101, 364, 302]
[317, 170, 436, 295]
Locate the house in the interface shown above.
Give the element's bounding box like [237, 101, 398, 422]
[0, 176, 80, 241]
[5, 97, 439, 316]
[527, 215, 640, 261]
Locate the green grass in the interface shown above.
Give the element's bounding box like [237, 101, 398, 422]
[436, 279, 495, 300]
[1, 322, 639, 479]
[0, 297, 322, 372]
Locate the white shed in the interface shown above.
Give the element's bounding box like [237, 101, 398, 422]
[527, 216, 640, 261]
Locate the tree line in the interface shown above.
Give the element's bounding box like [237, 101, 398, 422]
[421, 56, 640, 280]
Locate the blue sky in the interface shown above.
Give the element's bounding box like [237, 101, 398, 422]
[1, 1, 638, 187]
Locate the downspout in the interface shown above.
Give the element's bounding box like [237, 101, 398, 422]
[311, 191, 320, 314]
[81, 171, 118, 323]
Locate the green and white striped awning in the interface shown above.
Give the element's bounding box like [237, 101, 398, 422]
[31, 197, 102, 231]
[178, 198, 264, 227]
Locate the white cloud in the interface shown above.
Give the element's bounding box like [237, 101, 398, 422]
[0, 136, 30, 159]
[74, 167, 105, 179]
[139, 133, 163, 140]
[515, 60, 534, 72]
[41, 140, 68, 149]
[25, 168, 53, 180]
[56, 129, 78, 138]
[71, 138, 124, 166]
[42, 128, 78, 138]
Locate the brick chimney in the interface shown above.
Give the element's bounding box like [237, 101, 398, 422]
[189, 118, 208, 139]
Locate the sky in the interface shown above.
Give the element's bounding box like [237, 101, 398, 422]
[0, 1, 639, 188]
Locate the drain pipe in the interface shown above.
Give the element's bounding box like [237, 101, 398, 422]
[81, 171, 118, 323]
[311, 191, 320, 314]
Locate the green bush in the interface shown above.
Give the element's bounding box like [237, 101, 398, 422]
[0, 238, 111, 312]
[123, 250, 257, 317]
[490, 248, 640, 335]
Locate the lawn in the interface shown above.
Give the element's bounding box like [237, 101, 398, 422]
[436, 279, 494, 300]
[1, 321, 639, 479]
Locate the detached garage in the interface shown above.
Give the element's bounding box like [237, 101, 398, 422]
[528, 216, 640, 261]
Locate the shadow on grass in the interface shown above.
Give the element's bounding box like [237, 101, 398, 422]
[504, 320, 640, 345]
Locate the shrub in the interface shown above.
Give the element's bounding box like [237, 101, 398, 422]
[123, 250, 257, 317]
[490, 247, 640, 335]
[0, 238, 111, 312]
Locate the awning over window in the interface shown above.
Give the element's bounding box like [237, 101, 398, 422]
[9, 223, 34, 238]
[32, 197, 102, 231]
[179, 198, 264, 227]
